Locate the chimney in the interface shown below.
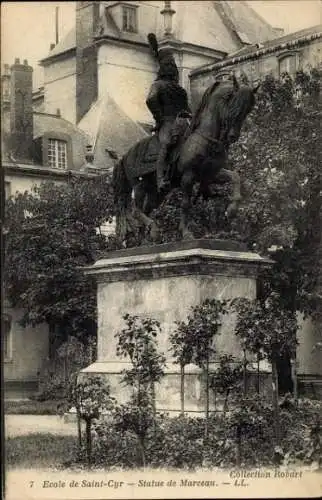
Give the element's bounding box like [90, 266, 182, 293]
[76, 1, 100, 123]
[85, 144, 94, 164]
[161, 1, 176, 37]
[1, 64, 11, 108]
[55, 6, 59, 45]
[10, 58, 33, 161]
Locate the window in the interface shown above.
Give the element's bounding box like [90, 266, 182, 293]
[5, 181, 11, 200]
[4, 313, 12, 361]
[47, 139, 67, 169]
[278, 54, 297, 77]
[122, 5, 137, 33]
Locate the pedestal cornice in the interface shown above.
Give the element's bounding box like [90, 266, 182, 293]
[83, 239, 273, 283]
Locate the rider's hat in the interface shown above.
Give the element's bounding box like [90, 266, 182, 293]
[147, 33, 178, 82]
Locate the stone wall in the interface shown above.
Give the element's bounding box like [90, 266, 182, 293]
[97, 43, 156, 124]
[4, 170, 66, 197]
[4, 306, 49, 384]
[43, 56, 76, 124]
[297, 315, 322, 376]
[190, 37, 322, 107]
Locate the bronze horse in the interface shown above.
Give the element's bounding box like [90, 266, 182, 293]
[112, 78, 258, 243]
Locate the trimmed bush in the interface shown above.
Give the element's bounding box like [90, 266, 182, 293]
[79, 397, 322, 470]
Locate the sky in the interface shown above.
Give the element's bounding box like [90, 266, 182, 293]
[2, 1, 322, 89]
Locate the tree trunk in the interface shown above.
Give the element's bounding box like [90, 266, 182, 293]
[224, 389, 230, 412]
[138, 436, 146, 468]
[291, 356, 298, 402]
[180, 363, 185, 416]
[76, 407, 82, 450]
[257, 354, 260, 394]
[204, 356, 209, 440]
[271, 356, 280, 444]
[64, 357, 67, 384]
[243, 350, 247, 396]
[277, 351, 293, 395]
[151, 381, 156, 433]
[85, 419, 92, 465]
[236, 424, 242, 467]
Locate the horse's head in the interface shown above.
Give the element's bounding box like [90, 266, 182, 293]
[223, 80, 260, 145]
[190, 78, 259, 147]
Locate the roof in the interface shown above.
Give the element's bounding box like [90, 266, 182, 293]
[77, 93, 148, 171]
[40, 27, 76, 64]
[191, 24, 322, 77]
[173, 1, 236, 54]
[2, 110, 90, 171]
[40, 1, 281, 62]
[33, 113, 90, 170]
[215, 1, 282, 45]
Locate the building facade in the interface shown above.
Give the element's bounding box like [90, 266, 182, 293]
[2, 58, 93, 398]
[190, 24, 322, 105]
[38, 0, 281, 171]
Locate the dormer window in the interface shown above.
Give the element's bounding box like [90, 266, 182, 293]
[122, 5, 137, 33]
[48, 138, 67, 169]
[42, 132, 72, 170]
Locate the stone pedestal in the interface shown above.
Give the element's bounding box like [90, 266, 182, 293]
[82, 239, 272, 414]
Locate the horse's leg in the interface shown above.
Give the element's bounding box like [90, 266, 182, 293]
[132, 181, 160, 241]
[179, 169, 195, 240]
[216, 168, 242, 217]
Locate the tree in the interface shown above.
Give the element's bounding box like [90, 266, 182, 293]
[169, 320, 194, 415]
[228, 69, 322, 387]
[210, 354, 243, 411]
[4, 174, 114, 352]
[230, 69, 321, 306]
[233, 296, 298, 444]
[114, 313, 166, 466]
[177, 299, 228, 438]
[66, 375, 115, 465]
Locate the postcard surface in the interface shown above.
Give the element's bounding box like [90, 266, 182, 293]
[2, 1, 322, 499]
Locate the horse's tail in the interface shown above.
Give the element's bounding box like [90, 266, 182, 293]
[112, 156, 132, 241]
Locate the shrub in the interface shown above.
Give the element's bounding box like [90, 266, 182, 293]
[71, 397, 322, 470]
[147, 415, 205, 470]
[34, 336, 96, 402]
[63, 375, 115, 466]
[92, 417, 139, 468]
[279, 396, 322, 466]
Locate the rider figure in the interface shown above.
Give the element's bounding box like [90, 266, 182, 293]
[146, 34, 191, 192]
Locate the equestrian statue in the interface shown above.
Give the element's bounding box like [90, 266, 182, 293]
[112, 33, 259, 244]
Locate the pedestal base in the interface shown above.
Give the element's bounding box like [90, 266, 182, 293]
[82, 239, 273, 413]
[81, 361, 272, 415]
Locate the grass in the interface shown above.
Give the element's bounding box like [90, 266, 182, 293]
[4, 399, 66, 415]
[5, 434, 78, 468]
